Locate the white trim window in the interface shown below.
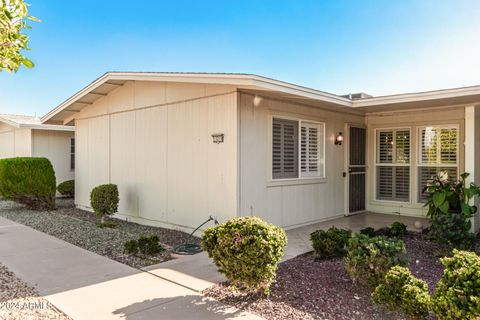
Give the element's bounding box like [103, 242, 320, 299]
[272, 117, 325, 180]
[417, 125, 458, 202]
[375, 128, 410, 202]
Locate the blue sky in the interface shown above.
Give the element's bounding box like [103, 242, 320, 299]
[1, 0, 480, 116]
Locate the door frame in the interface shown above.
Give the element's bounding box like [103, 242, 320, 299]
[343, 123, 367, 216]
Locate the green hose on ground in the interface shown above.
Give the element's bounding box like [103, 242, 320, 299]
[173, 216, 218, 255]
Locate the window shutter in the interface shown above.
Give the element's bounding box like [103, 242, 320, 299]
[376, 166, 409, 202]
[440, 128, 457, 164]
[377, 131, 393, 163]
[377, 166, 393, 200]
[272, 118, 298, 179]
[395, 130, 410, 164]
[421, 128, 438, 164]
[394, 166, 410, 201]
[301, 122, 323, 177]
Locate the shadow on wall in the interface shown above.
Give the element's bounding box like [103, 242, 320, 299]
[112, 295, 254, 320]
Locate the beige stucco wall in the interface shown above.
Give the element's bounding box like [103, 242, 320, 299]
[73, 81, 238, 231]
[32, 129, 75, 185]
[0, 123, 32, 158]
[238, 92, 365, 229]
[366, 106, 465, 217]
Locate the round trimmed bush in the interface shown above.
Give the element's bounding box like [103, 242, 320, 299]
[90, 184, 119, 223]
[345, 233, 407, 288]
[372, 266, 430, 319]
[432, 250, 480, 319]
[57, 180, 74, 198]
[310, 226, 351, 259]
[202, 216, 287, 294]
[0, 157, 56, 210]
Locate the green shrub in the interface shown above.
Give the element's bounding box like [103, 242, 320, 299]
[124, 239, 139, 255]
[57, 180, 74, 198]
[423, 172, 479, 249]
[90, 184, 119, 224]
[432, 250, 480, 319]
[345, 234, 407, 288]
[391, 222, 407, 237]
[202, 216, 287, 294]
[0, 157, 56, 210]
[138, 235, 164, 255]
[310, 226, 351, 259]
[360, 227, 376, 237]
[372, 266, 430, 319]
[429, 212, 475, 249]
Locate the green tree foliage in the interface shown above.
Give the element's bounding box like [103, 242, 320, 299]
[0, 0, 39, 72]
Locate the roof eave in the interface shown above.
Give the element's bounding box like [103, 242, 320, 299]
[41, 72, 353, 124]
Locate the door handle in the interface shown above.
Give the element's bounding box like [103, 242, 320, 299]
[343, 172, 347, 178]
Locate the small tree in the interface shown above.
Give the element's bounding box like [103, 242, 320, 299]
[0, 0, 39, 72]
[90, 184, 119, 224]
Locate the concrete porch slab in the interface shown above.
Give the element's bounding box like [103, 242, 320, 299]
[284, 212, 428, 259]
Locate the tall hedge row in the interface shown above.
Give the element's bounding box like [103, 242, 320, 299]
[0, 157, 56, 210]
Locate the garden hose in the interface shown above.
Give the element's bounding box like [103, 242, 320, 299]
[173, 216, 218, 255]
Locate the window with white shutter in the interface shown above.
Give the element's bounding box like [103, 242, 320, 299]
[272, 118, 298, 179]
[272, 117, 325, 180]
[375, 129, 410, 202]
[417, 126, 458, 202]
[301, 122, 324, 177]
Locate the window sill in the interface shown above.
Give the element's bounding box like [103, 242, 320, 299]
[267, 177, 327, 188]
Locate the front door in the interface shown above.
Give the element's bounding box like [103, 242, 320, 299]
[347, 126, 366, 214]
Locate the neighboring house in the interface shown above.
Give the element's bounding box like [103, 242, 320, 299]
[0, 114, 75, 186]
[41, 72, 480, 232]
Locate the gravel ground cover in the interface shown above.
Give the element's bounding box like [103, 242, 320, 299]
[0, 198, 200, 269]
[0, 263, 71, 320]
[204, 232, 449, 320]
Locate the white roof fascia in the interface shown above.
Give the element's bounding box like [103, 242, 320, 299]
[353, 85, 480, 108]
[41, 72, 353, 123]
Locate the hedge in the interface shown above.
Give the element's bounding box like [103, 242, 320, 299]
[0, 157, 56, 210]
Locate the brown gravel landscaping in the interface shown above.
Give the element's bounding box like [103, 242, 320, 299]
[0, 198, 200, 269]
[0, 263, 71, 320]
[204, 232, 450, 320]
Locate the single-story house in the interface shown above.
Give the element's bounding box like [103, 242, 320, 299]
[0, 114, 75, 185]
[41, 72, 480, 232]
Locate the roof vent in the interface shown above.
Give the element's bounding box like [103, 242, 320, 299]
[340, 92, 372, 100]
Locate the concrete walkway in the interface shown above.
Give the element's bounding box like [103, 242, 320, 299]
[0, 217, 262, 320]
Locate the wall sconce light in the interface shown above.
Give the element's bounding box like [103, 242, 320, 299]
[335, 132, 343, 145]
[211, 133, 225, 144]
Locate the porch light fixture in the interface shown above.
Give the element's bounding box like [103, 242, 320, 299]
[335, 132, 343, 145]
[211, 133, 224, 144]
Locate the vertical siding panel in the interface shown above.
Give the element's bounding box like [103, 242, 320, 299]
[111, 112, 137, 216]
[135, 107, 168, 221]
